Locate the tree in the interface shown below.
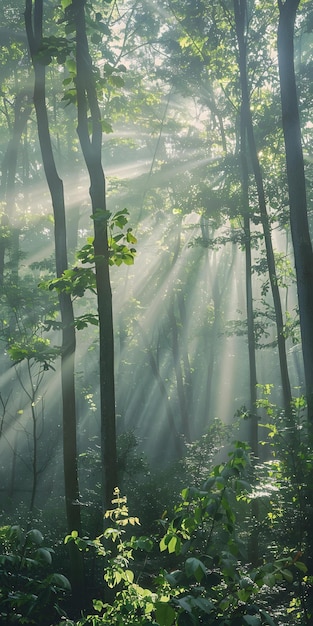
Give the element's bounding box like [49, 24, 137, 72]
[24, 0, 84, 597]
[70, 0, 118, 513]
[277, 0, 313, 424]
[234, 0, 293, 425]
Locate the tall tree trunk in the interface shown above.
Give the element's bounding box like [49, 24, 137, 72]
[24, 0, 83, 598]
[240, 93, 259, 567]
[240, 114, 258, 457]
[234, 0, 293, 418]
[71, 0, 117, 513]
[277, 0, 313, 424]
[278, 0, 313, 581]
[236, 28, 259, 560]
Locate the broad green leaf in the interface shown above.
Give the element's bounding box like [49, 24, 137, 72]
[26, 529, 43, 546]
[160, 536, 169, 551]
[50, 573, 71, 590]
[263, 573, 276, 587]
[259, 610, 277, 626]
[185, 557, 206, 582]
[281, 569, 293, 583]
[124, 569, 134, 583]
[191, 597, 213, 614]
[155, 602, 175, 626]
[294, 561, 308, 573]
[134, 537, 153, 552]
[168, 535, 180, 554]
[35, 547, 52, 564]
[94, 599, 105, 612]
[243, 616, 261, 626]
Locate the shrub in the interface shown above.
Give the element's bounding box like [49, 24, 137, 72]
[0, 524, 71, 625]
[64, 443, 309, 626]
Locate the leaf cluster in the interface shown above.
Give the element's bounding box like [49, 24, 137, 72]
[0, 524, 70, 625]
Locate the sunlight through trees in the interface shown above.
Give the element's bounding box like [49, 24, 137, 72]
[0, 0, 313, 623]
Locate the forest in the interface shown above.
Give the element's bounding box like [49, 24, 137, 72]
[0, 0, 313, 624]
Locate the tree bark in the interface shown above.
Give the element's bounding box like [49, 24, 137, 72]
[278, 0, 313, 585]
[240, 117, 258, 456]
[234, 0, 292, 418]
[71, 0, 117, 513]
[24, 0, 83, 597]
[277, 0, 313, 424]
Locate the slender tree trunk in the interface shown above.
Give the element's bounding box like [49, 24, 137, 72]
[239, 111, 258, 457]
[234, 0, 262, 566]
[168, 297, 191, 442]
[234, 0, 292, 417]
[71, 0, 117, 512]
[24, 0, 83, 598]
[240, 98, 260, 567]
[277, 0, 313, 424]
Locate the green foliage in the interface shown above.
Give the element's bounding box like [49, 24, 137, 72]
[107, 208, 137, 267]
[65, 488, 156, 625]
[7, 336, 59, 367]
[61, 445, 311, 626]
[0, 524, 70, 625]
[181, 418, 229, 486]
[41, 209, 137, 313]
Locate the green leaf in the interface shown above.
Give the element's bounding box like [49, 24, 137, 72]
[49, 573, 71, 591]
[243, 616, 261, 626]
[109, 74, 124, 88]
[35, 547, 52, 565]
[124, 569, 134, 583]
[155, 602, 175, 626]
[191, 597, 213, 614]
[160, 537, 168, 552]
[93, 599, 105, 612]
[185, 557, 206, 582]
[281, 568, 293, 583]
[126, 230, 137, 244]
[294, 561, 308, 573]
[259, 610, 277, 626]
[262, 573, 276, 587]
[168, 535, 181, 554]
[134, 537, 153, 552]
[101, 119, 113, 134]
[26, 529, 43, 546]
